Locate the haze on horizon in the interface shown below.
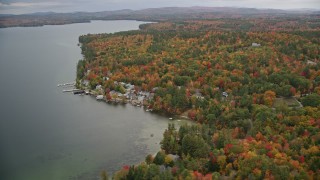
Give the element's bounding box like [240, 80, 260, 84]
[0, 0, 319, 14]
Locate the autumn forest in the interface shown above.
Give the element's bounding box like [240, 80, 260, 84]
[77, 14, 320, 179]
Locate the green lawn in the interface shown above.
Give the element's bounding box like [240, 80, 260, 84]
[273, 97, 301, 108]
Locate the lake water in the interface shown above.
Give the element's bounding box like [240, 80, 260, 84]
[0, 20, 190, 180]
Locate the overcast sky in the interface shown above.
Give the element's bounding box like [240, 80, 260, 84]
[0, 0, 319, 14]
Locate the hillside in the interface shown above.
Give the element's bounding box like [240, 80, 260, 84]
[1, 6, 319, 28]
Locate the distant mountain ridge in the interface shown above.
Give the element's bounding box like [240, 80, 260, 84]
[9, 6, 318, 16]
[1, 6, 319, 28]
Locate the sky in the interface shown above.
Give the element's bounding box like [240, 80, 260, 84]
[0, 0, 319, 14]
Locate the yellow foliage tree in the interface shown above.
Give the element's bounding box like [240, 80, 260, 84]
[263, 90, 276, 107]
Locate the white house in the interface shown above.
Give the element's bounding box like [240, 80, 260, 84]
[252, 42, 261, 47]
[222, 92, 228, 97]
[82, 80, 89, 86]
[96, 84, 102, 90]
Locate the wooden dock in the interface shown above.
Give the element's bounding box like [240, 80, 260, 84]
[57, 82, 75, 87]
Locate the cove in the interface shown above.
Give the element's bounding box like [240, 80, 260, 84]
[0, 20, 190, 180]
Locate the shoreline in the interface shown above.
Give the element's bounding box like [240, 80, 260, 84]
[60, 85, 193, 121]
[64, 86, 195, 177]
[0, 18, 157, 29]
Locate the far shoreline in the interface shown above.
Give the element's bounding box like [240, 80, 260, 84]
[0, 19, 155, 29]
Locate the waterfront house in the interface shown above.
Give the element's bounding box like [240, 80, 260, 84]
[96, 84, 102, 90]
[82, 80, 89, 87]
[117, 93, 124, 98]
[125, 83, 135, 91]
[138, 95, 144, 102]
[124, 92, 130, 99]
[108, 90, 117, 100]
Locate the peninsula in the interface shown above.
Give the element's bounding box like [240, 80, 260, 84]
[75, 10, 320, 179]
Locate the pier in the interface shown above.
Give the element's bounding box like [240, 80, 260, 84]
[57, 82, 75, 87]
[62, 89, 80, 93]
